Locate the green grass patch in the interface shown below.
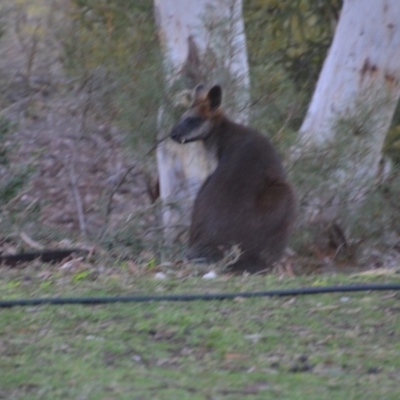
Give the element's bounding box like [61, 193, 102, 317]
[0, 267, 399, 399]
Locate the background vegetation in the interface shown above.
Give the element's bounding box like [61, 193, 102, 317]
[0, 0, 399, 271]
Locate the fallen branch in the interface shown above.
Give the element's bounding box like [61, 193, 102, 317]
[20, 232, 44, 250]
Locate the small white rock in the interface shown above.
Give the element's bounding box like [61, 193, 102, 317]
[59, 260, 79, 270]
[244, 333, 264, 342]
[340, 296, 351, 303]
[202, 271, 217, 280]
[85, 335, 104, 341]
[154, 272, 167, 280]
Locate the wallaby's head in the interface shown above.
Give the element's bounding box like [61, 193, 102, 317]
[170, 84, 222, 144]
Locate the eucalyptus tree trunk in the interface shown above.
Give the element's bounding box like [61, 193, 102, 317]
[297, 0, 400, 214]
[154, 0, 250, 240]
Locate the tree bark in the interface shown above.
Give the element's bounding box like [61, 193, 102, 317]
[298, 0, 400, 202]
[154, 0, 250, 239]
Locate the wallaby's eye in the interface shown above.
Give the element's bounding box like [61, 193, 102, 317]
[183, 117, 204, 130]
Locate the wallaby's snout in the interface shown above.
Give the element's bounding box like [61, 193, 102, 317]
[170, 116, 207, 144]
[170, 124, 186, 143]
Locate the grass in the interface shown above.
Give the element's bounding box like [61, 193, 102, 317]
[0, 263, 400, 399]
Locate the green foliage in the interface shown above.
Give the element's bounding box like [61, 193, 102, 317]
[100, 222, 145, 260]
[0, 116, 15, 165]
[97, 201, 180, 266]
[0, 117, 28, 206]
[64, 0, 163, 148]
[73, 270, 91, 282]
[0, 116, 14, 137]
[0, 167, 33, 204]
[244, 0, 341, 92]
[243, 0, 341, 151]
[385, 125, 400, 166]
[0, 5, 6, 39]
[348, 177, 400, 241]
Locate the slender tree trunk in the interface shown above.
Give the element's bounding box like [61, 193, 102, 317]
[298, 0, 400, 204]
[154, 0, 250, 240]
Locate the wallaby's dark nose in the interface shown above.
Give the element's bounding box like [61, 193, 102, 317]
[170, 127, 179, 142]
[170, 125, 184, 143]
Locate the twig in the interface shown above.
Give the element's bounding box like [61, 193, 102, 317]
[0, 97, 31, 116]
[58, 146, 87, 239]
[223, 244, 242, 267]
[105, 134, 169, 218]
[4, 188, 32, 210]
[20, 232, 44, 250]
[67, 159, 87, 237]
[143, 223, 187, 235]
[97, 134, 169, 241]
[275, 107, 294, 141]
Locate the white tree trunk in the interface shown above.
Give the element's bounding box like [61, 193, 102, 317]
[299, 0, 400, 196]
[154, 0, 250, 239]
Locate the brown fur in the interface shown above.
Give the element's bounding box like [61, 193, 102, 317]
[170, 85, 296, 273]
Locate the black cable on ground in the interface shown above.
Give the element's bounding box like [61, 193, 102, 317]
[1, 283, 400, 308]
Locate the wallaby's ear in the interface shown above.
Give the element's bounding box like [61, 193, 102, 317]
[193, 84, 206, 102]
[207, 85, 222, 111]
